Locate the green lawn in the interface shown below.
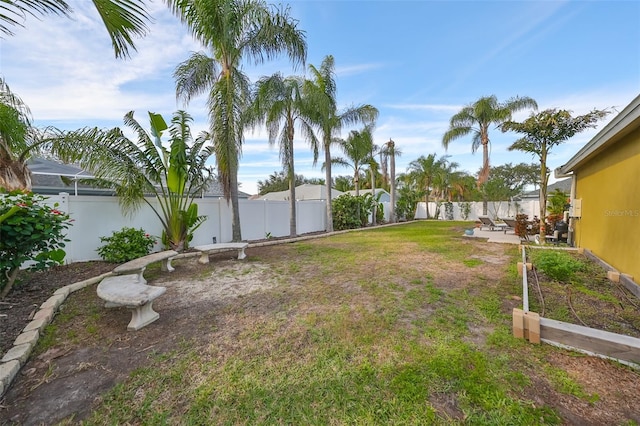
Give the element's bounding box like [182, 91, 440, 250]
[50, 221, 637, 425]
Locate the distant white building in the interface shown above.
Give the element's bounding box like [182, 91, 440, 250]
[345, 188, 391, 203]
[257, 184, 344, 201]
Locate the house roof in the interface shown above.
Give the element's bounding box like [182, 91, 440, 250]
[28, 157, 250, 198]
[557, 94, 640, 175]
[28, 157, 93, 178]
[29, 157, 111, 196]
[202, 180, 251, 199]
[520, 178, 572, 199]
[257, 184, 344, 201]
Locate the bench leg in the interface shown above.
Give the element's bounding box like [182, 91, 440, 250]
[237, 248, 246, 260]
[161, 258, 175, 272]
[198, 252, 210, 265]
[136, 268, 147, 285]
[127, 302, 160, 331]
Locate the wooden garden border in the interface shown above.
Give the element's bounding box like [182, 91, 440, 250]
[514, 246, 640, 369]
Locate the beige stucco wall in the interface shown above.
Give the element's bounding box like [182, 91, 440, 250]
[573, 126, 640, 279]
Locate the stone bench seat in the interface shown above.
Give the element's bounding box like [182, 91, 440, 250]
[112, 250, 178, 284]
[193, 242, 248, 264]
[97, 274, 166, 331]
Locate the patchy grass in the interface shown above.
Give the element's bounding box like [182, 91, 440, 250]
[20, 221, 640, 424]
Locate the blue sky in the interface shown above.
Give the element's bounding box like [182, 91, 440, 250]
[1, 0, 639, 195]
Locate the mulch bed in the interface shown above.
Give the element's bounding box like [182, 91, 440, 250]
[1, 262, 115, 355]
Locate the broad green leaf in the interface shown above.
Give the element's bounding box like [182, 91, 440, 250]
[149, 111, 168, 147]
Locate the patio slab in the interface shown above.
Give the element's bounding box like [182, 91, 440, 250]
[464, 228, 522, 244]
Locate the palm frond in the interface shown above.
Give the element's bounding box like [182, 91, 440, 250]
[175, 52, 220, 106]
[0, 0, 70, 37]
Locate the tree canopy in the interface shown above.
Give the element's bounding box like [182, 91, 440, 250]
[173, 0, 307, 241]
[502, 107, 610, 237]
[442, 95, 537, 185]
[257, 171, 322, 195]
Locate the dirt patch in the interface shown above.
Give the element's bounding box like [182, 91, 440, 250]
[0, 255, 282, 425]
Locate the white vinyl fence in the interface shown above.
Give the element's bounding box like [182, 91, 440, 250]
[36, 193, 532, 264]
[46, 193, 329, 263]
[415, 200, 541, 221]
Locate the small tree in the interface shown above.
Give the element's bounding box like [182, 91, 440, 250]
[547, 189, 570, 216]
[1, 191, 72, 298]
[52, 110, 213, 251]
[482, 163, 538, 218]
[502, 108, 610, 239]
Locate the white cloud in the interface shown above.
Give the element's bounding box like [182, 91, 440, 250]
[335, 63, 385, 77]
[3, 3, 200, 124]
[384, 103, 462, 113]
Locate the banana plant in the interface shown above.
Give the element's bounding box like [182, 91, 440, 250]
[51, 110, 213, 251]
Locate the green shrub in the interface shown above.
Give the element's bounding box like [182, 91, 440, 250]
[0, 190, 72, 298]
[97, 227, 156, 263]
[332, 194, 372, 230]
[396, 187, 422, 221]
[530, 250, 585, 282]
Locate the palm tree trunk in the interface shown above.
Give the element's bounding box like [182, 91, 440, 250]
[0, 159, 32, 191]
[230, 167, 242, 242]
[481, 142, 490, 215]
[324, 141, 333, 232]
[425, 178, 431, 219]
[390, 149, 396, 223]
[288, 140, 297, 237]
[370, 166, 376, 226]
[539, 155, 549, 243]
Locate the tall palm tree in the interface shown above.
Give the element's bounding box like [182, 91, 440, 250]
[431, 156, 460, 203]
[442, 95, 537, 213]
[408, 153, 447, 219]
[247, 73, 318, 237]
[2, 0, 151, 59]
[172, 0, 306, 242]
[304, 55, 378, 232]
[331, 125, 375, 197]
[380, 138, 400, 223]
[366, 143, 380, 225]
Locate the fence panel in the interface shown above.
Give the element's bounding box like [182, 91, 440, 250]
[192, 198, 222, 246]
[415, 200, 541, 221]
[63, 195, 164, 262]
[297, 201, 326, 234]
[265, 201, 292, 238]
[37, 193, 540, 264]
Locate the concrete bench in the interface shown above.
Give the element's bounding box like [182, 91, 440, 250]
[193, 242, 248, 264]
[97, 274, 166, 331]
[112, 250, 178, 284]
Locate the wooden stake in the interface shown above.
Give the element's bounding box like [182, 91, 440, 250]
[513, 308, 525, 339]
[525, 311, 541, 344]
